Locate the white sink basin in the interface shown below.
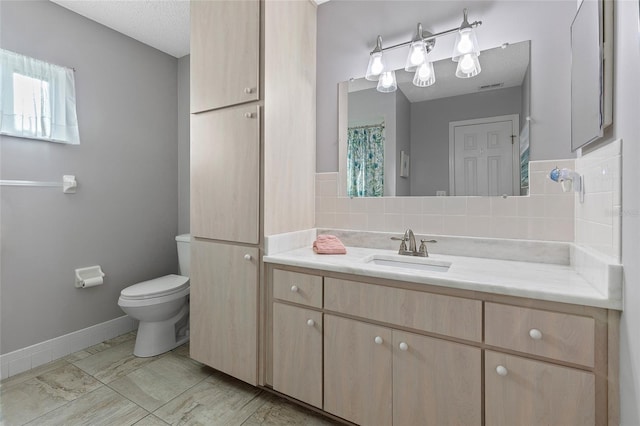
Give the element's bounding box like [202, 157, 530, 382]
[366, 255, 451, 273]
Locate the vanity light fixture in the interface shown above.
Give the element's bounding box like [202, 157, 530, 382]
[366, 8, 482, 92]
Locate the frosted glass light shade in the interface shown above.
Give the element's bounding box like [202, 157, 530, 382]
[366, 51, 385, 81]
[452, 28, 480, 61]
[413, 61, 436, 87]
[377, 70, 397, 93]
[405, 40, 428, 72]
[455, 53, 481, 78]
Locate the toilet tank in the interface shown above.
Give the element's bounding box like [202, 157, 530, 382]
[175, 234, 191, 277]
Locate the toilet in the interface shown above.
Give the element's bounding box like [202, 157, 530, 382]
[118, 234, 191, 357]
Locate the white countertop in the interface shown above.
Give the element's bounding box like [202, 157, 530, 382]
[264, 246, 622, 310]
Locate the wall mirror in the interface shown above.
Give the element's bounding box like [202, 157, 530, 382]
[570, 0, 613, 152]
[338, 40, 531, 197]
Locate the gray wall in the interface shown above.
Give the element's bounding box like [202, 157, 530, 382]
[410, 86, 521, 196]
[177, 55, 190, 235]
[0, 1, 179, 354]
[395, 90, 411, 196]
[611, 1, 640, 423]
[317, 0, 576, 172]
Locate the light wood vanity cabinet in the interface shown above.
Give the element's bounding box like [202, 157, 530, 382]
[190, 104, 260, 244]
[272, 302, 322, 408]
[485, 351, 595, 425]
[190, 0, 260, 113]
[190, 0, 316, 388]
[190, 240, 259, 385]
[266, 266, 615, 426]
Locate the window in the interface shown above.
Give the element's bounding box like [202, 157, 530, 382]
[1, 49, 80, 144]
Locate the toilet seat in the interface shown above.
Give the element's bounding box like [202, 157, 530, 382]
[120, 274, 189, 300]
[118, 274, 190, 308]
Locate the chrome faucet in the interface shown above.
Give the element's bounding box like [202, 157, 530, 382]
[391, 229, 437, 257]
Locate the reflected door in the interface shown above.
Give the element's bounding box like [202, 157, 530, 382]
[450, 116, 518, 196]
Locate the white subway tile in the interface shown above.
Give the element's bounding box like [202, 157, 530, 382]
[466, 216, 492, 237]
[544, 194, 575, 219]
[542, 218, 575, 242]
[422, 197, 444, 214]
[384, 214, 405, 233]
[318, 179, 338, 197]
[422, 215, 444, 235]
[366, 197, 385, 213]
[315, 196, 336, 214]
[491, 217, 523, 239]
[403, 197, 422, 213]
[529, 172, 548, 195]
[315, 213, 336, 228]
[384, 198, 404, 215]
[316, 172, 339, 181]
[444, 197, 467, 215]
[367, 214, 387, 232]
[334, 213, 350, 230]
[350, 197, 369, 213]
[517, 195, 546, 218]
[404, 214, 423, 233]
[467, 197, 491, 216]
[334, 197, 350, 213]
[443, 215, 468, 236]
[490, 197, 518, 217]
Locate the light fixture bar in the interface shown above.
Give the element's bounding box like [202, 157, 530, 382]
[371, 20, 482, 54]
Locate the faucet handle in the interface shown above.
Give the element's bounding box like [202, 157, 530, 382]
[418, 239, 437, 257]
[391, 235, 408, 254]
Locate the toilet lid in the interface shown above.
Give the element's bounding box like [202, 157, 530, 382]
[120, 274, 189, 300]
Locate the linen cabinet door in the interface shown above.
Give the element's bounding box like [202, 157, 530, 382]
[485, 351, 595, 426]
[190, 240, 259, 385]
[190, 105, 260, 244]
[272, 303, 322, 408]
[190, 0, 259, 112]
[323, 315, 392, 426]
[392, 331, 481, 426]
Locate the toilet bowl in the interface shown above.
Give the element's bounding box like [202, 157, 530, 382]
[118, 234, 191, 357]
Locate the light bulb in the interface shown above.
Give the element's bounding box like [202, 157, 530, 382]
[457, 31, 473, 54]
[418, 63, 432, 79]
[460, 54, 475, 73]
[380, 72, 393, 87]
[410, 44, 425, 66]
[371, 56, 384, 75]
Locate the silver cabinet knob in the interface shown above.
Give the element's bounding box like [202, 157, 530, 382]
[290, 285, 298, 293]
[244, 112, 254, 118]
[496, 365, 508, 376]
[243, 254, 252, 261]
[306, 319, 315, 327]
[374, 336, 383, 345]
[244, 87, 253, 94]
[529, 329, 543, 340]
[399, 342, 408, 351]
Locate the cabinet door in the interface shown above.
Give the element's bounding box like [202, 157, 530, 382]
[324, 315, 392, 426]
[272, 303, 322, 408]
[190, 239, 259, 385]
[190, 0, 259, 112]
[393, 331, 481, 426]
[485, 351, 595, 426]
[191, 105, 260, 243]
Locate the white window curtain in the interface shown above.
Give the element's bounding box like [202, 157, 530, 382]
[0, 49, 80, 144]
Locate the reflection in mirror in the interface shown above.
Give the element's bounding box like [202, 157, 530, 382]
[339, 40, 531, 197]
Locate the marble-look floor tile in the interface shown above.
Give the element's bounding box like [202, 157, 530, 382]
[153, 371, 264, 425]
[25, 386, 148, 426]
[0, 359, 69, 388]
[134, 414, 171, 425]
[86, 331, 137, 354]
[108, 354, 211, 411]
[171, 342, 190, 359]
[73, 340, 160, 384]
[0, 363, 102, 425]
[242, 393, 341, 426]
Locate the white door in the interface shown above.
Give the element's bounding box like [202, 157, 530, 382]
[449, 115, 519, 196]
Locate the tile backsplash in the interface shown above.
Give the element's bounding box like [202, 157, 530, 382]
[575, 139, 622, 262]
[316, 159, 576, 242]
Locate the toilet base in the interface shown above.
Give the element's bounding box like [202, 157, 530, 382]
[133, 303, 190, 357]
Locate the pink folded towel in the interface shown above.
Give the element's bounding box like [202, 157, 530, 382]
[313, 234, 347, 255]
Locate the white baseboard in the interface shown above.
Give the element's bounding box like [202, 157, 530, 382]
[1, 315, 137, 380]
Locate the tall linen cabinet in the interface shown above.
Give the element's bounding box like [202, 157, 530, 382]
[189, 0, 316, 385]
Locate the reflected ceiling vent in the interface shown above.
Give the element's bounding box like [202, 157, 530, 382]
[478, 82, 504, 90]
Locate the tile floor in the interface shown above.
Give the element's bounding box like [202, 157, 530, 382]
[0, 332, 340, 426]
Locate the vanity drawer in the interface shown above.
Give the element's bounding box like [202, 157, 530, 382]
[273, 269, 323, 308]
[324, 278, 482, 342]
[485, 302, 595, 367]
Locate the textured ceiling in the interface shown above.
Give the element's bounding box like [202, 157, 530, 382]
[51, 0, 330, 59]
[51, 0, 191, 58]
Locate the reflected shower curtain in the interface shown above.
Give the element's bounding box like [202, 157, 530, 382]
[347, 124, 384, 197]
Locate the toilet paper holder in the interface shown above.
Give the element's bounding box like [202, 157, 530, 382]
[75, 266, 105, 288]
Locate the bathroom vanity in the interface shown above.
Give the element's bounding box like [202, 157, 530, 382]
[262, 242, 621, 426]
